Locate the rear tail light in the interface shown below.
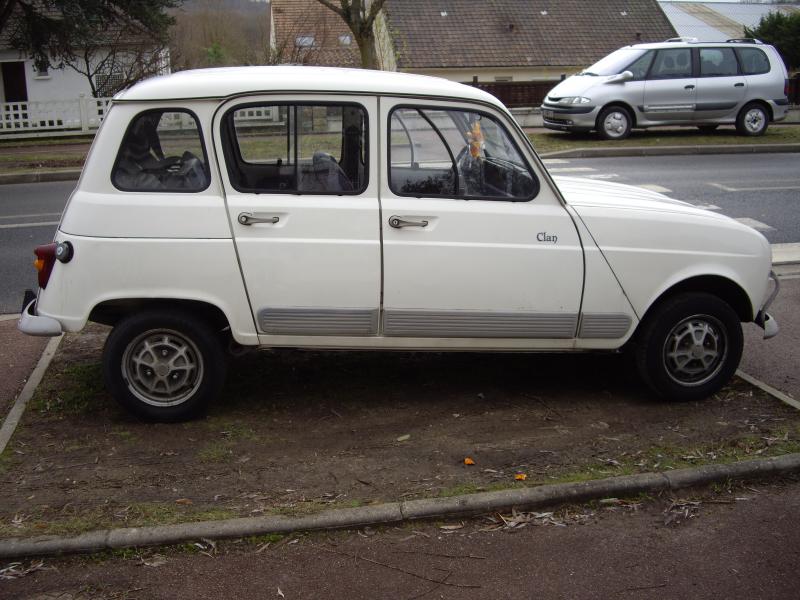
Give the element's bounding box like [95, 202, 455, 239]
[34, 243, 57, 288]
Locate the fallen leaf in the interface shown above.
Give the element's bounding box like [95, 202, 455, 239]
[464, 457, 475, 465]
[277, 587, 285, 598]
[142, 554, 167, 568]
[515, 473, 527, 481]
[175, 498, 193, 505]
[396, 434, 411, 442]
[439, 523, 464, 530]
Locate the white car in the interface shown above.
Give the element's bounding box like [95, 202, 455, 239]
[19, 66, 779, 421]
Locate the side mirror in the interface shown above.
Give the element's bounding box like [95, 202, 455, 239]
[607, 70, 634, 84]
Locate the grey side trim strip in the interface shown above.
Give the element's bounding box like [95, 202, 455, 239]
[258, 308, 379, 336]
[578, 313, 633, 339]
[695, 102, 738, 111]
[383, 310, 578, 339]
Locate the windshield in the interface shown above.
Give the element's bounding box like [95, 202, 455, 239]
[582, 47, 647, 76]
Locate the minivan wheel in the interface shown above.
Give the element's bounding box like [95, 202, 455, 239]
[597, 106, 632, 140]
[736, 103, 769, 136]
[634, 293, 743, 402]
[103, 310, 227, 422]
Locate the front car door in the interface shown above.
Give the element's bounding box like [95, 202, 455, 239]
[642, 47, 697, 123]
[214, 95, 381, 343]
[379, 98, 584, 348]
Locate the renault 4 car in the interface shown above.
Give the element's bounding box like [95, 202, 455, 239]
[543, 38, 790, 139]
[19, 66, 779, 421]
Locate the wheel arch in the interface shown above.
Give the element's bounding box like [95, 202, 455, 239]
[740, 99, 773, 122]
[597, 101, 638, 129]
[638, 275, 754, 328]
[90, 298, 233, 333]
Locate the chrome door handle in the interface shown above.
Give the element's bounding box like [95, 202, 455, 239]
[238, 212, 279, 226]
[389, 215, 428, 229]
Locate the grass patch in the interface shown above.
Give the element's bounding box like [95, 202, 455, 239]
[530, 124, 800, 155]
[32, 362, 106, 415]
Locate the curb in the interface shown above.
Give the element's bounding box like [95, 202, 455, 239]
[0, 169, 82, 185]
[539, 143, 800, 159]
[0, 334, 62, 455]
[1, 453, 799, 559]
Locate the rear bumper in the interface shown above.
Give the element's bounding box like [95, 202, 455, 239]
[18, 298, 63, 337]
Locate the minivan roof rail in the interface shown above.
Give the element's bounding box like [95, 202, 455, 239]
[665, 36, 698, 43]
[726, 38, 763, 44]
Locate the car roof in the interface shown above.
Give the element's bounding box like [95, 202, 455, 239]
[624, 40, 770, 51]
[115, 66, 504, 108]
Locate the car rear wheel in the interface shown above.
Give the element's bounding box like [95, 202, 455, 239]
[634, 293, 743, 401]
[103, 310, 227, 422]
[597, 106, 633, 140]
[736, 103, 769, 136]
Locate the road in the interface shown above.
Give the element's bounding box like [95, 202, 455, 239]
[0, 152, 799, 313]
[544, 153, 800, 244]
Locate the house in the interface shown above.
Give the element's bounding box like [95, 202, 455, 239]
[659, 1, 800, 43]
[270, 0, 676, 82]
[1, 3, 169, 134]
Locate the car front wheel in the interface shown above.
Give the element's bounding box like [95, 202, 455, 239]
[597, 106, 633, 140]
[634, 293, 743, 401]
[103, 310, 227, 422]
[736, 103, 769, 136]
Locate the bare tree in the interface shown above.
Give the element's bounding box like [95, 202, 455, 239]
[314, 0, 387, 68]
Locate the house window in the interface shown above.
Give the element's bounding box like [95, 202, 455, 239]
[338, 34, 352, 46]
[222, 103, 368, 195]
[295, 35, 315, 48]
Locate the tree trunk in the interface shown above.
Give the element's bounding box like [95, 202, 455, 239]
[356, 32, 378, 69]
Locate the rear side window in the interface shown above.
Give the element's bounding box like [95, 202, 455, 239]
[700, 48, 739, 77]
[222, 103, 367, 194]
[389, 106, 538, 201]
[736, 48, 771, 75]
[112, 109, 209, 192]
[649, 49, 692, 79]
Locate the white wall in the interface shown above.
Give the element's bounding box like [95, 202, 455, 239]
[0, 50, 93, 102]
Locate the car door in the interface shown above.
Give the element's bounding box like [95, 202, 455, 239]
[379, 98, 584, 347]
[695, 47, 747, 121]
[642, 48, 696, 123]
[214, 95, 381, 341]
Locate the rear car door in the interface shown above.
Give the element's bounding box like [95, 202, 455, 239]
[214, 95, 381, 341]
[379, 99, 584, 346]
[695, 47, 746, 120]
[643, 48, 696, 122]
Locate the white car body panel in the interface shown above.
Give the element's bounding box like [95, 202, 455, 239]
[22, 67, 775, 357]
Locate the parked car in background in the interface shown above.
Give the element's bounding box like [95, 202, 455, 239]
[19, 66, 779, 421]
[542, 38, 790, 140]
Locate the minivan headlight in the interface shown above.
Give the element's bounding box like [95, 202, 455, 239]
[558, 97, 591, 105]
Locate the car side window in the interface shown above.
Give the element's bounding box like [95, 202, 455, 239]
[222, 103, 367, 194]
[700, 48, 738, 77]
[112, 109, 209, 192]
[627, 51, 654, 80]
[649, 49, 692, 79]
[736, 48, 770, 75]
[389, 106, 538, 201]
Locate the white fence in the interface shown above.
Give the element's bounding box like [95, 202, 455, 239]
[0, 96, 112, 138]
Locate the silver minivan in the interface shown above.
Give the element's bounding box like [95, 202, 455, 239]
[542, 38, 790, 140]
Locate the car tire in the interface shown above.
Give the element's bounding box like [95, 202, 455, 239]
[735, 103, 769, 136]
[103, 310, 227, 422]
[697, 125, 719, 133]
[597, 106, 633, 140]
[634, 293, 743, 402]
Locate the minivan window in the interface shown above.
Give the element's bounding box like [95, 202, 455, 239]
[736, 47, 770, 75]
[627, 51, 654, 80]
[581, 47, 648, 76]
[700, 48, 738, 77]
[650, 49, 692, 79]
[389, 106, 537, 201]
[222, 103, 367, 194]
[112, 109, 209, 192]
